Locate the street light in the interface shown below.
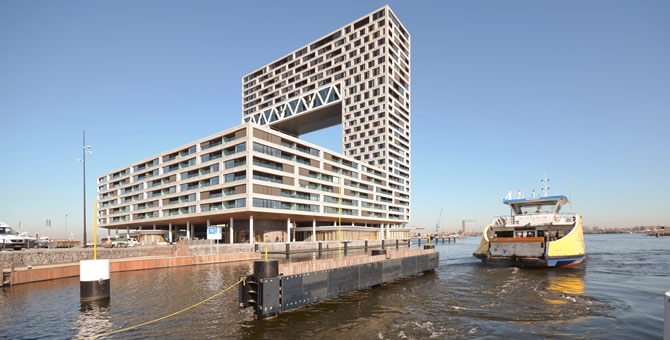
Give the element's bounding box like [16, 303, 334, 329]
[77, 130, 92, 248]
[65, 214, 68, 240]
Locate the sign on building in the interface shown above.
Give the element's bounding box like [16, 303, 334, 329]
[207, 226, 222, 240]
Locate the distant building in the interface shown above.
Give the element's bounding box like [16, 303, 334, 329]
[96, 6, 412, 243]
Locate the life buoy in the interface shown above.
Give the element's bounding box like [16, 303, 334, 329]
[553, 215, 559, 222]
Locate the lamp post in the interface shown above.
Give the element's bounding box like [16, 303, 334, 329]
[77, 130, 92, 248]
[65, 214, 68, 240]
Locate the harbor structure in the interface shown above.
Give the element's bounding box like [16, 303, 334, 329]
[96, 6, 411, 243]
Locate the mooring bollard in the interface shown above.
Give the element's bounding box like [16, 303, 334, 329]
[286, 243, 291, 255]
[365, 240, 368, 252]
[344, 242, 348, 254]
[253, 260, 279, 279]
[418, 238, 421, 247]
[381, 239, 385, 249]
[665, 291, 669, 340]
[424, 244, 435, 250]
[407, 239, 411, 248]
[318, 242, 322, 255]
[80, 259, 110, 301]
[396, 239, 399, 249]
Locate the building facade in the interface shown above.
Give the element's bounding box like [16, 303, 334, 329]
[241, 5, 411, 222]
[96, 6, 411, 243]
[97, 124, 409, 242]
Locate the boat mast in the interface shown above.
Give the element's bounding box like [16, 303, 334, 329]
[541, 172, 550, 197]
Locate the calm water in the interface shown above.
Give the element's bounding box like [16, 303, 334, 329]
[0, 234, 667, 339]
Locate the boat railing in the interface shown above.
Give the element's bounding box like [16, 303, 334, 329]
[491, 213, 577, 226]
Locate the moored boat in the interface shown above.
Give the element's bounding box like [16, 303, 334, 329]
[473, 193, 585, 268]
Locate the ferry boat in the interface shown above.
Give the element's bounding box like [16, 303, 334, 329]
[473, 192, 585, 268]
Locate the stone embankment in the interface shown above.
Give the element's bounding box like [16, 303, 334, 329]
[0, 247, 155, 268]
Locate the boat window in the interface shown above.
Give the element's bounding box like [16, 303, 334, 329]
[519, 203, 556, 214]
[494, 230, 514, 238]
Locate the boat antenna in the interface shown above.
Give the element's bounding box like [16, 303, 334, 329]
[541, 172, 550, 197]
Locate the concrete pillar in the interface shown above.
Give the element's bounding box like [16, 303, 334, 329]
[190, 223, 195, 240]
[249, 216, 254, 244]
[381, 224, 385, 240]
[169, 223, 173, 243]
[312, 219, 316, 242]
[153, 224, 156, 230]
[287, 218, 291, 243]
[126, 226, 129, 238]
[230, 217, 234, 244]
[186, 222, 191, 240]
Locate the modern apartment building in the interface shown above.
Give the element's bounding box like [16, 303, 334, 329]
[241, 5, 411, 214]
[96, 6, 411, 243]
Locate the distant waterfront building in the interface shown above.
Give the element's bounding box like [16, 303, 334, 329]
[96, 6, 411, 243]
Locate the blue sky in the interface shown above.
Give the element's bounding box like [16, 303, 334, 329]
[0, 0, 668, 239]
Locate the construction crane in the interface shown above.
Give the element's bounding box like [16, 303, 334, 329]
[458, 219, 476, 235]
[435, 208, 443, 236]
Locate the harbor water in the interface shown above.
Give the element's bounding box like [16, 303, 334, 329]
[0, 234, 667, 339]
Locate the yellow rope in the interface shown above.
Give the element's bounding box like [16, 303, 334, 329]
[76, 279, 243, 339]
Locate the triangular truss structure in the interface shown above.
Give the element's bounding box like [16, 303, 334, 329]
[242, 83, 342, 125]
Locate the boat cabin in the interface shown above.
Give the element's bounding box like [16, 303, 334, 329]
[488, 195, 576, 240]
[505, 195, 568, 215]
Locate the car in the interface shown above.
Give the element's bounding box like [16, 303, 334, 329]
[31, 239, 49, 249]
[111, 237, 138, 248]
[0, 222, 26, 250]
[111, 237, 129, 248]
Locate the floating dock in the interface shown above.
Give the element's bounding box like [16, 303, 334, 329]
[239, 247, 439, 318]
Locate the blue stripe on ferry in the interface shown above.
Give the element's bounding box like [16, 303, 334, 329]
[547, 256, 584, 267]
[503, 195, 567, 203]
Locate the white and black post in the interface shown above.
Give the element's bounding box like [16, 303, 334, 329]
[80, 259, 110, 301]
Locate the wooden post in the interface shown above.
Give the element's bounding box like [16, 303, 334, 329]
[10, 260, 15, 286]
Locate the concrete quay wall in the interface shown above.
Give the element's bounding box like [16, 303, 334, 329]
[279, 248, 432, 276]
[0, 247, 156, 268]
[4, 252, 260, 286]
[188, 243, 255, 255]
